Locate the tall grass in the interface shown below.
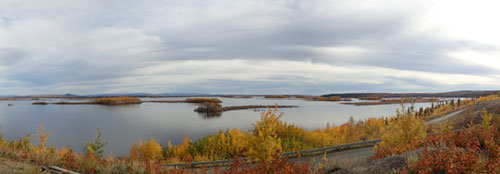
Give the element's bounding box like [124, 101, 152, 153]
[91, 97, 142, 105]
[185, 98, 222, 103]
[358, 96, 381, 100]
[295, 95, 343, 101]
[264, 95, 288, 99]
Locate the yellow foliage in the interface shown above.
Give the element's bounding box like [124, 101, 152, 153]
[91, 97, 142, 105]
[193, 154, 211, 162]
[0, 135, 6, 150]
[204, 129, 251, 160]
[304, 117, 386, 148]
[481, 108, 493, 129]
[173, 136, 192, 161]
[434, 120, 454, 134]
[476, 93, 500, 103]
[247, 107, 283, 162]
[58, 147, 73, 158]
[376, 114, 427, 151]
[424, 98, 476, 120]
[35, 124, 50, 154]
[130, 138, 163, 161]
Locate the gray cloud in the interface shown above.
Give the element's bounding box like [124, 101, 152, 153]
[0, 0, 499, 95]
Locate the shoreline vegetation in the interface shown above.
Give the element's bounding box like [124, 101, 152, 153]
[264, 95, 351, 101]
[30, 97, 298, 113]
[2, 90, 499, 102]
[342, 97, 440, 106]
[357, 96, 382, 100]
[145, 98, 222, 104]
[0, 94, 499, 173]
[322, 90, 500, 98]
[33, 97, 143, 105]
[195, 104, 298, 113]
[31, 97, 224, 105]
[220, 95, 253, 99]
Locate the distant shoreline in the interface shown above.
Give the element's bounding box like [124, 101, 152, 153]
[322, 90, 499, 98]
[342, 98, 441, 106]
[1, 90, 498, 99]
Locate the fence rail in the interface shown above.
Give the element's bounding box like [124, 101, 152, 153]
[42, 166, 80, 174]
[163, 139, 382, 168]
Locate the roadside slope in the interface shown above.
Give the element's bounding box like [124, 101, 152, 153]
[0, 156, 46, 174]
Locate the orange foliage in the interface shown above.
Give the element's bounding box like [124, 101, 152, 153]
[264, 95, 288, 99]
[185, 98, 222, 103]
[399, 123, 500, 173]
[91, 97, 142, 105]
[295, 95, 342, 101]
[130, 138, 163, 161]
[358, 96, 382, 100]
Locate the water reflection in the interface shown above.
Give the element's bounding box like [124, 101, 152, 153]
[193, 102, 223, 119]
[196, 111, 222, 119]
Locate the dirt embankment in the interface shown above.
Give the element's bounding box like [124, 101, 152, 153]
[0, 156, 46, 174]
[439, 99, 500, 129]
[330, 152, 416, 174]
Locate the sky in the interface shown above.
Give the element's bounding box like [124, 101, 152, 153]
[1, 0, 500, 95]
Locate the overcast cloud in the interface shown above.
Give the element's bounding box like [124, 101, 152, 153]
[1, 0, 499, 95]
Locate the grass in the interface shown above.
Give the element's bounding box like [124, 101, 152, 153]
[220, 105, 298, 111]
[32, 102, 48, 105]
[220, 95, 253, 98]
[194, 104, 299, 113]
[0, 156, 46, 174]
[51, 97, 142, 105]
[147, 98, 222, 104]
[264, 95, 288, 99]
[309, 96, 342, 101]
[358, 96, 382, 100]
[295, 96, 343, 101]
[91, 97, 142, 105]
[185, 98, 222, 103]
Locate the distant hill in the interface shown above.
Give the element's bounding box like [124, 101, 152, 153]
[64, 94, 82, 97]
[85, 93, 212, 97]
[156, 93, 212, 97]
[2, 93, 213, 98]
[0, 95, 18, 97]
[85, 93, 155, 97]
[322, 90, 500, 98]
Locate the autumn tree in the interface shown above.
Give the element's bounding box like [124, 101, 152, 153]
[247, 107, 283, 162]
[130, 138, 163, 161]
[376, 102, 427, 151]
[84, 128, 108, 157]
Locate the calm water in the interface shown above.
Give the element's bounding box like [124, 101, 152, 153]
[0, 97, 433, 156]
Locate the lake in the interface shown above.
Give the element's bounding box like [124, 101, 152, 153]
[0, 97, 434, 156]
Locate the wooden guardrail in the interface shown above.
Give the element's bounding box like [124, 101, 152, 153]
[42, 166, 80, 174]
[163, 139, 382, 168]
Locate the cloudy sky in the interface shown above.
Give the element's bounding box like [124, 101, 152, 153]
[1, 0, 499, 95]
